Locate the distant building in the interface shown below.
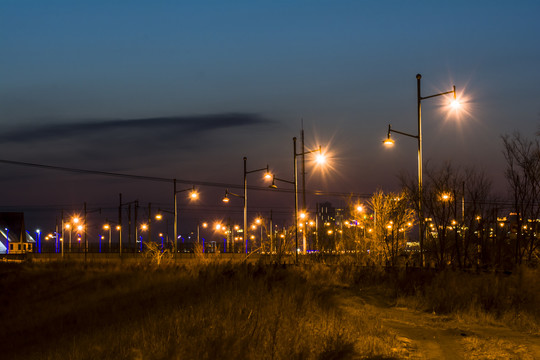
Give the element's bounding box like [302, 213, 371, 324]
[317, 202, 336, 224]
[0, 212, 34, 254]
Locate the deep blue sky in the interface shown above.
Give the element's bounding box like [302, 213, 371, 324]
[1, 1, 539, 232]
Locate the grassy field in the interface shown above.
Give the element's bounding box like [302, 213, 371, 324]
[1, 257, 538, 359]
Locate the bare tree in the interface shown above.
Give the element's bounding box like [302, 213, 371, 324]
[401, 162, 496, 268]
[502, 132, 540, 265]
[367, 189, 415, 266]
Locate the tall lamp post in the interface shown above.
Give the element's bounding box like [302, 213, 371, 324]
[103, 224, 112, 252]
[270, 137, 325, 263]
[222, 158, 271, 254]
[173, 181, 198, 257]
[384, 73, 458, 266]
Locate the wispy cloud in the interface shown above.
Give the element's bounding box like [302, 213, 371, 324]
[1, 113, 273, 143]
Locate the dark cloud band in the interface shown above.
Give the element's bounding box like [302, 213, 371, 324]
[1, 113, 273, 143]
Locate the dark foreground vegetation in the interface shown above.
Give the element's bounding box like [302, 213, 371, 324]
[1, 258, 538, 359]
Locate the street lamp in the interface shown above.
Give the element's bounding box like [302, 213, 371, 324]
[222, 189, 244, 253]
[197, 222, 208, 252]
[173, 181, 198, 257]
[115, 225, 122, 255]
[383, 73, 458, 266]
[35, 229, 41, 253]
[103, 224, 112, 252]
[222, 157, 271, 255]
[269, 137, 325, 263]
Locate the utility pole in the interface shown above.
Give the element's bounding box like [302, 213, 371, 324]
[84, 202, 87, 264]
[270, 210, 273, 254]
[118, 194, 122, 254]
[61, 210, 64, 258]
[301, 120, 307, 254]
[135, 201, 139, 251]
[147, 202, 152, 250]
[128, 204, 132, 252]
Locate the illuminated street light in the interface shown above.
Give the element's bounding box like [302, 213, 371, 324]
[103, 224, 112, 252]
[440, 192, 452, 202]
[383, 74, 459, 266]
[173, 181, 198, 256]
[197, 221, 208, 249]
[269, 137, 325, 262]
[222, 157, 271, 254]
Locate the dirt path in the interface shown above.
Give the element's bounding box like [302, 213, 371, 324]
[335, 287, 540, 360]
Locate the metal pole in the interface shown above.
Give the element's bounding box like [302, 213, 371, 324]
[147, 202, 151, 252]
[128, 204, 132, 252]
[315, 203, 319, 251]
[270, 210, 273, 254]
[174, 179, 177, 257]
[134, 201, 138, 252]
[119, 224, 122, 257]
[84, 202, 87, 264]
[417, 73, 424, 267]
[61, 210, 64, 258]
[293, 137, 299, 263]
[301, 122, 307, 255]
[244, 157, 248, 254]
[118, 193, 122, 253]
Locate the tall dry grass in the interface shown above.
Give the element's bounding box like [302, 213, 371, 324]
[391, 267, 540, 333]
[0, 259, 400, 360]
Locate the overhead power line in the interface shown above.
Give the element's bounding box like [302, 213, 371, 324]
[0, 158, 372, 198]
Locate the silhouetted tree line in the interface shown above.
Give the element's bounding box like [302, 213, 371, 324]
[321, 131, 540, 269]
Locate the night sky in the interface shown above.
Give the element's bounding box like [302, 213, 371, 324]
[1, 1, 539, 234]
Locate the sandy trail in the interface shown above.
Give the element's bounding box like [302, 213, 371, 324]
[335, 287, 540, 360]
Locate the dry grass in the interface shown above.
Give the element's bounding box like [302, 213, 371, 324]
[3, 258, 537, 359]
[462, 336, 536, 360]
[391, 267, 540, 334]
[0, 259, 399, 360]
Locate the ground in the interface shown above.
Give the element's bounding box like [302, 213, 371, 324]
[336, 286, 540, 360]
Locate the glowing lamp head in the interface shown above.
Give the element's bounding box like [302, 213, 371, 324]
[222, 194, 230, 203]
[103, 224, 110, 230]
[155, 214, 163, 220]
[190, 190, 199, 200]
[268, 176, 278, 189]
[356, 205, 363, 212]
[383, 137, 395, 146]
[440, 193, 451, 201]
[316, 153, 326, 165]
[264, 172, 272, 180]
